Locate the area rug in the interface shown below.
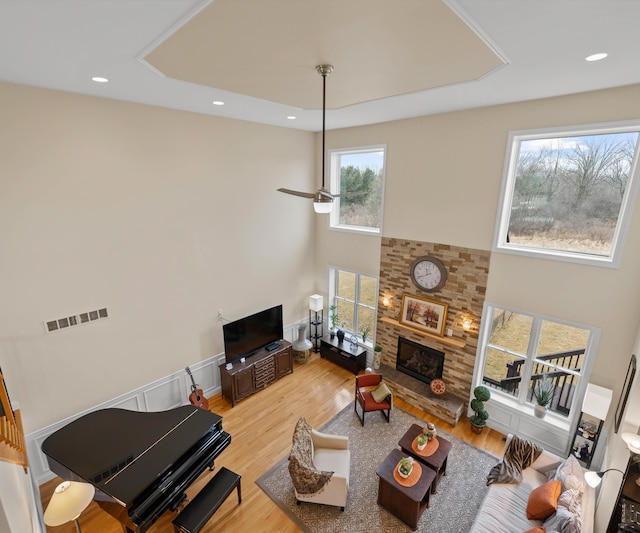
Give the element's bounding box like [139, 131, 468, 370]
[256, 405, 500, 532]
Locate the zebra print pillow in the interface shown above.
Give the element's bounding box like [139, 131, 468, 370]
[486, 434, 543, 485]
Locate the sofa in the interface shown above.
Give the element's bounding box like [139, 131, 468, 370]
[470, 434, 595, 533]
[288, 417, 351, 511]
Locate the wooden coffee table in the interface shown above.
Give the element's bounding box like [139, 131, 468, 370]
[376, 448, 436, 530]
[398, 423, 452, 494]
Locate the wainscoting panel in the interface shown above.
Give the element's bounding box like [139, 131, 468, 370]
[27, 322, 297, 486]
[518, 416, 568, 452]
[485, 402, 514, 428]
[187, 363, 215, 395]
[143, 376, 183, 412]
[111, 396, 142, 411]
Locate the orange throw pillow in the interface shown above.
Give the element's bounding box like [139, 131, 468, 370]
[526, 480, 562, 520]
[523, 527, 546, 533]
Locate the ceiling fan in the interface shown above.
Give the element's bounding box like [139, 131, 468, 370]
[277, 64, 339, 214]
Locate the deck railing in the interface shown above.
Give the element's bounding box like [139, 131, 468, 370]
[483, 348, 585, 415]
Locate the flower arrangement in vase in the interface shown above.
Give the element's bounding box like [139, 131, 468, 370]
[398, 456, 414, 478]
[416, 434, 428, 450]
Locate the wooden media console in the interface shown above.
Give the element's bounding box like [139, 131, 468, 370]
[219, 341, 292, 407]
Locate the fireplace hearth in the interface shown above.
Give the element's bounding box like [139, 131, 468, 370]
[396, 336, 444, 385]
[379, 363, 465, 425]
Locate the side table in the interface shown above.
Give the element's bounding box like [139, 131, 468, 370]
[398, 423, 452, 494]
[376, 448, 436, 530]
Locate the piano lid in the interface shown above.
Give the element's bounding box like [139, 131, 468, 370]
[41, 406, 222, 506]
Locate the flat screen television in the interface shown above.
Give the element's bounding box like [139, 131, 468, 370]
[223, 305, 283, 364]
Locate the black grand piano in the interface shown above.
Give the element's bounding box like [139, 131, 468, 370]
[41, 405, 231, 533]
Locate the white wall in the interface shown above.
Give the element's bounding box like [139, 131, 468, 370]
[0, 81, 317, 433]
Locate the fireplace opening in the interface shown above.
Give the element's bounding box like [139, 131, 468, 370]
[396, 336, 444, 385]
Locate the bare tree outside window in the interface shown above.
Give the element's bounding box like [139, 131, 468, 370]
[496, 122, 640, 266]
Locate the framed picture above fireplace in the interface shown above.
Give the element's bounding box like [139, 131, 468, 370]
[399, 293, 448, 337]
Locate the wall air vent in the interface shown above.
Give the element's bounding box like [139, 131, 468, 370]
[45, 307, 109, 333]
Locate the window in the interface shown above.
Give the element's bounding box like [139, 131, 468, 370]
[494, 121, 640, 266]
[476, 304, 597, 421]
[329, 145, 386, 234]
[328, 268, 378, 344]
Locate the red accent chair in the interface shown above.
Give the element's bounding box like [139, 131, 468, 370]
[354, 373, 392, 426]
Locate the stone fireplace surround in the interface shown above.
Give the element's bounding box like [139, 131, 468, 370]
[375, 238, 490, 427]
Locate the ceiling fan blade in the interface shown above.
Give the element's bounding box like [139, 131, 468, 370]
[277, 188, 315, 199]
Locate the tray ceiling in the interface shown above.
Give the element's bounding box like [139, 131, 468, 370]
[144, 0, 503, 109]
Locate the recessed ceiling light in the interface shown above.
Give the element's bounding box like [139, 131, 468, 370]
[585, 53, 608, 62]
[212, 101, 224, 106]
[91, 76, 109, 83]
[287, 116, 297, 120]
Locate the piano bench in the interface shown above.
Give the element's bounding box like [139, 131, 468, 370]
[172, 467, 241, 533]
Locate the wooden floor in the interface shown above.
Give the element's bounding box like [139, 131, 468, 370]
[40, 353, 506, 533]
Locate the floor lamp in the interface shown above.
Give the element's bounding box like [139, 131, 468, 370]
[309, 294, 323, 352]
[44, 480, 95, 533]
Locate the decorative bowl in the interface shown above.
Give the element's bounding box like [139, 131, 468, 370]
[430, 379, 446, 395]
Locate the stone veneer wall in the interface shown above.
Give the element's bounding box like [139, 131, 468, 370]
[376, 238, 490, 420]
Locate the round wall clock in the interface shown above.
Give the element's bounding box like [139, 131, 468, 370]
[410, 256, 447, 292]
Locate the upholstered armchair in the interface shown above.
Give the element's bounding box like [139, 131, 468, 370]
[354, 373, 392, 426]
[288, 417, 350, 511]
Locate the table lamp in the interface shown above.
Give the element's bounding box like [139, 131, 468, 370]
[44, 480, 95, 533]
[309, 294, 323, 313]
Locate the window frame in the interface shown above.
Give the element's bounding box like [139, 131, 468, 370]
[327, 266, 379, 348]
[328, 144, 386, 235]
[492, 119, 640, 268]
[473, 302, 600, 432]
